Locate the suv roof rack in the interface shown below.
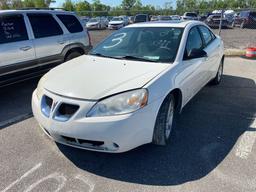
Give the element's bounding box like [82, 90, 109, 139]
[17, 7, 66, 11]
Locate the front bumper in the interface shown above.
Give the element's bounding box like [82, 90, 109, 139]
[108, 25, 123, 29]
[86, 25, 99, 29]
[32, 89, 160, 153]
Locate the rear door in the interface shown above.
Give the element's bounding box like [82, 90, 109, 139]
[27, 13, 67, 65]
[0, 14, 35, 75]
[198, 25, 220, 81]
[56, 14, 89, 49]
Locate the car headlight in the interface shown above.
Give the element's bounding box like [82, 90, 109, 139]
[87, 89, 148, 117]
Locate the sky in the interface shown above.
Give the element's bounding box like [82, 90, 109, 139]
[51, 0, 176, 9]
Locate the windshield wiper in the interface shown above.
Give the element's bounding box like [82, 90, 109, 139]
[90, 52, 120, 59]
[117, 55, 156, 62]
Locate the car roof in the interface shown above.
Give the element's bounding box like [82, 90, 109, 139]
[126, 20, 199, 28]
[0, 9, 74, 15]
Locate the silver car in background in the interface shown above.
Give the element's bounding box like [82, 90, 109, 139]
[0, 9, 92, 86]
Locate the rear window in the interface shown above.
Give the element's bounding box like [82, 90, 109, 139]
[57, 14, 83, 33]
[186, 13, 197, 17]
[28, 13, 63, 38]
[250, 12, 256, 18]
[240, 11, 249, 18]
[135, 15, 147, 22]
[0, 14, 28, 44]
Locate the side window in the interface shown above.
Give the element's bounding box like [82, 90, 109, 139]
[57, 14, 83, 33]
[198, 26, 213, 46]
[27, 13, 63, 38]
[184, 27, 203, 59]
[0, 14, 28, 44]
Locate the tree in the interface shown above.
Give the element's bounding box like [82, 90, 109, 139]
[23, 0, 35, 7]
[0, 0, 10, 9]
[63, 0, 75, 11]
[75, 1, 91, 15]
[121, 0, 137, 10]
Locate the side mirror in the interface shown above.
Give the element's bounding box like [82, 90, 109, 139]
[187, 49, 207, 59]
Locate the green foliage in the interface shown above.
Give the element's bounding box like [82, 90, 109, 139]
[63, 0, 75, 11]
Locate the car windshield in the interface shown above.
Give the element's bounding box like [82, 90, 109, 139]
[90, 27, 183, 63]
[89, 18, 98, 22]
[112, 17, 123, 21]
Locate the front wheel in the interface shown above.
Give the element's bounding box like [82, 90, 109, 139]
[65, 51, 82, 62]
[210, 59, 224, 85]
[153, 94, 176, 146]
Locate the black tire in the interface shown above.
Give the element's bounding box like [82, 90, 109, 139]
[210, 59, 224, 85]
[65, 51, 82, 62]
[153, 94, 177, 146]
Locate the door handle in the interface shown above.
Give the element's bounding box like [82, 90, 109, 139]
[20, 46, 32, 51]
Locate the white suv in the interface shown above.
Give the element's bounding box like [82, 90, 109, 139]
[0, 10, 92, 86]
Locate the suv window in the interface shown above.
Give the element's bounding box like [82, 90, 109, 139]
[250, 12, 256, 19]
[185, 13, 197, 17]
[240, 11, 249, 18]
[135, 15, 148, 22]
[184, 27, 203, 59]
[57, 14, 83, 33]
[28, 13, 63, 38]
[198, 26, 213, 46]
[0, 14, 28, 44]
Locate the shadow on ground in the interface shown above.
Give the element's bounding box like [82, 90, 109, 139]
[0, 78, 39, 124]
[58, 74, 256, 186]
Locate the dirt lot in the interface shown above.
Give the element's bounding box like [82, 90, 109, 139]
[212, 28, 256, 49]
[89, 28, 256, 50]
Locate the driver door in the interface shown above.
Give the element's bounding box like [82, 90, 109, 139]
[180, 26, 208, 103]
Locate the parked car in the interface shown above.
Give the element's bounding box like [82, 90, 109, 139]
[108, 16, 127, 30]
[0, 10, 92, 86]
[170, 15, 181, 20]
[205, 14, 229, 28]
[232, 10, 256, 28]
[80, 16, 90, 26]
[86, 17, 106, 30]
[182, 12, 199, 20]
[134, 14, 150, 23]
[158, 15, 172, 21]
[128, 16, 134, 24]
[32, 20, 224, 153]
[150, 15, 159, 21]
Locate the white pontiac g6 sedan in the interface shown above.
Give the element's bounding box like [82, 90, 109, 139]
[32, 21, 224, 153]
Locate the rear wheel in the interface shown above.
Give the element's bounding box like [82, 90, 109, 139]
[65, 51, 82, 62]
[153, 94, 177, 146]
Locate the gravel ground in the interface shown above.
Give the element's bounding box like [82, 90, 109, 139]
[89, 28, 256, 50]
[212, 28, 256, 49]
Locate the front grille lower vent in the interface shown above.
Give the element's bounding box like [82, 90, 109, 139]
[53, 103, 79, 122]
[41, 95, 53, 117]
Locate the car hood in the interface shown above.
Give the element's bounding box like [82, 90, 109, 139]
[42, 55, 169, 100]
[109, 21, 124, 25]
